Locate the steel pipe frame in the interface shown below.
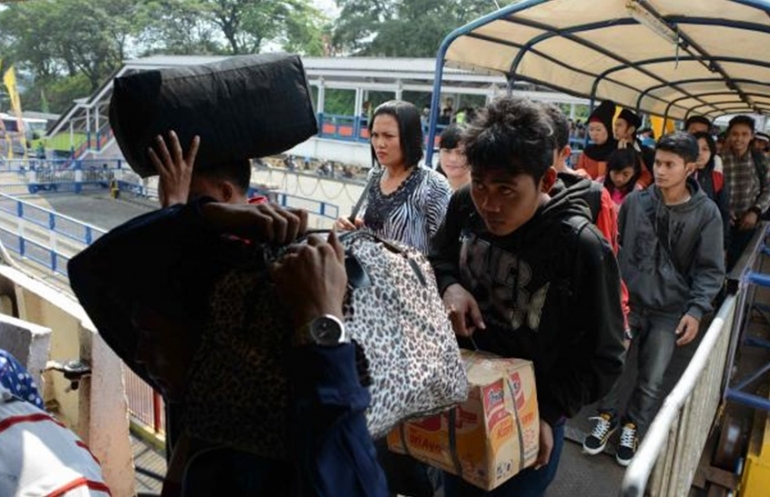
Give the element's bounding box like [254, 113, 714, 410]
[427, 0, 770, 165]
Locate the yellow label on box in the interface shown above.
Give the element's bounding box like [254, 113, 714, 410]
[388, 350, 539, 491]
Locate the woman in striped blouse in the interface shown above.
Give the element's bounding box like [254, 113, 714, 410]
[336, 100, 452, 254]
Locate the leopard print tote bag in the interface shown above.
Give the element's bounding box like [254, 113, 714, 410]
[182, 230, 468, 458]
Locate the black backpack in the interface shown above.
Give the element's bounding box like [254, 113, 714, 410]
[585, 181, 604, 225]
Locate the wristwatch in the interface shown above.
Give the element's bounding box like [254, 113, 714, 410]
[293, 314, 348, 347]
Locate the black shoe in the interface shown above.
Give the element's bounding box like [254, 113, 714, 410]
[615, 421, 639, 466]
[583, 411, 618, 455]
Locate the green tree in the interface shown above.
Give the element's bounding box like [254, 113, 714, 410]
[0, 0, 146, 91]
[138, 0, 223, 56]
[197, 0, 327, 55]
[0, 0, 330, 113]
[333, 0, 516, 57]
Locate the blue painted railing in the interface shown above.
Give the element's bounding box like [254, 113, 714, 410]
[0, 184, 340, 277]
[0, 192, 105, 245]
[128, 184, 340, 222]
[0, 158, 126, 172]
[0, 191, 107, 276]
[317, 112, 452, 147]
[316, 112, 589, 150]
[274, 192, 339, 220]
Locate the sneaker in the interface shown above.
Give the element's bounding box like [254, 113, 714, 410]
[583, 412, 618, 455]
[616, 421, 639, 466]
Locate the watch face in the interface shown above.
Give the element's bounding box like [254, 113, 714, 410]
[310, 316, 343, 346]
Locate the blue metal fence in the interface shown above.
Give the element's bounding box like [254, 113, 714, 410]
[0, 185, 339, 277]
[317, 112, 451, 147]
[0, 192, 105, 245]
[0, 192, 107, 276]
[274, 192, 340, 220]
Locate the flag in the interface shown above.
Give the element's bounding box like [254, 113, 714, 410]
[3, 66, 26, 159]
[650, 115, 676, 142]
[3, 66, 24, 127]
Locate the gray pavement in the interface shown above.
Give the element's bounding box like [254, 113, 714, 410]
[35, 191, 155, 230]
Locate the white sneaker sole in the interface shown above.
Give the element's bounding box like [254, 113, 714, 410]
[616, 454, 633, 467]
[582, 442, 608, 456]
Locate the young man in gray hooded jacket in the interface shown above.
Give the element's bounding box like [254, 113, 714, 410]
[583, 131, 725, 467]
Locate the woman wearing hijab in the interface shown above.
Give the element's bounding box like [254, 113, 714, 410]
[575, 100, 618, 179]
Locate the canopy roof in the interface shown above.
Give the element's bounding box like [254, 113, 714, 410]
[438, 0, 770, 121]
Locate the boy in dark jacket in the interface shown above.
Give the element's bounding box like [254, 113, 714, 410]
[430, 96, 626, 497]
[584, 132, 725, 466]
[542, 103, 631, 338]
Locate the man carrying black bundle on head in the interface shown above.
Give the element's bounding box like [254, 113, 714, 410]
[150, 131, 268, 208]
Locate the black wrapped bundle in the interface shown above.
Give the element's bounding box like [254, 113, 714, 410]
[109, 53, 317, 177]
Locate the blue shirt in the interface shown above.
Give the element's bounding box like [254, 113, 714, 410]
[288, 344, 388, 496]
[0, 349, 44, 408]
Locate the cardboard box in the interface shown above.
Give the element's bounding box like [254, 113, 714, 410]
[387, 350, 539, 491]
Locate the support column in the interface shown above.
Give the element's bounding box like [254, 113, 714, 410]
[85, 107, 91, 152]
[395, 79, 403, 101]
[316, 80, 326, 137]
[354, 87, 364, 117]
[316, 79, 325, 114]
[570, 103, 576, 120]
[74, 160, 83, 194]
[94, 106, 100, 152]
[69, 122, 75, 158]
[354, 87, 365, 141]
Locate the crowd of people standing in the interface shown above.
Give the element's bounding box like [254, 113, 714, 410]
[4, 92, 767, 497]
[330, 96, 761, 494]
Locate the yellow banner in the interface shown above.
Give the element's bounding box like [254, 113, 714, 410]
[3, 66, 24, 130]
[3, 66, 26, 159]
[650, 115, 676, 141]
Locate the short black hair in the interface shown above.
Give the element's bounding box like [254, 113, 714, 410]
[370, 100, 423, 167]
[439, 124, 464, 149]
[656, 132, 699, 163]
[684, 115, 711, 131]
[462, 96, 554, 183]
[540, 103, 570, 149]
[727, 115, 756, 134]
[604, 148, 642, 193]
[194, 158, 252, 194]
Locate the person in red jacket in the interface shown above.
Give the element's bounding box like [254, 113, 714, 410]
[542, 104, 631, 342]
[575, 100, 618, 180]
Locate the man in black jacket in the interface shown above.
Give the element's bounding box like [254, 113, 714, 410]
[430, 96, 626, 497]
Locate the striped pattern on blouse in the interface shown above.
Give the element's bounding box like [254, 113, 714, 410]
[359, 166, 452, 254]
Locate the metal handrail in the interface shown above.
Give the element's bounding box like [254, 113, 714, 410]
[0, 191, 106, 239]
[621, 294, 738, 496]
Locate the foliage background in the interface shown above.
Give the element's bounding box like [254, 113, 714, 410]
[0, 0, 515, 115]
